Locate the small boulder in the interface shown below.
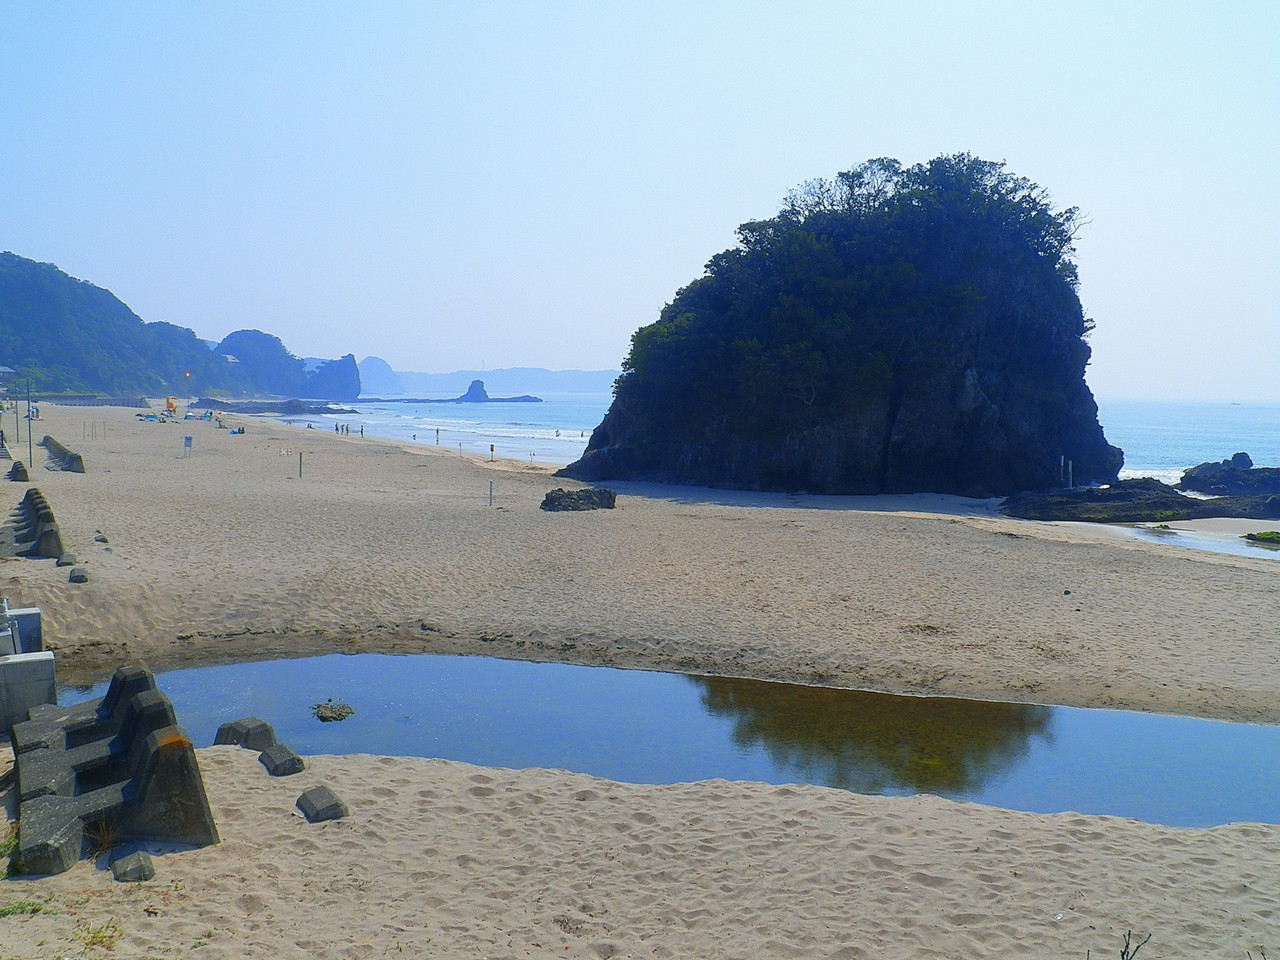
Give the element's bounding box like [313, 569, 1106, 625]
[55, 553, 77, 567]
[540, 487, 617, 512]
[68, 567, 89, 583]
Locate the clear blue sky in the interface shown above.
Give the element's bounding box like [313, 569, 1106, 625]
[2, 1, 1276, 401]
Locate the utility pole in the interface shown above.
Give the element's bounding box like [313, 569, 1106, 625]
[26, 380, 33, 466]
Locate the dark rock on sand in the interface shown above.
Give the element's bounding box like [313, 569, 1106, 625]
[1001, 478, 1280, 522]
[541, 488, 617, 511]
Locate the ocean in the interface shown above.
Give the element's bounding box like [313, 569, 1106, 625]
[1099, 398, 1280, 485]
[287, 391, 611, 466]
[287, 393, 1279, 480]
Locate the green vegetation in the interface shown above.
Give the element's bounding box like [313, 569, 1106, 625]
[0, 252, 359, 399]
[1243, 530, 1280, 543]
[71, 918, 124, 951]
[569, 153, 1120, 495]
[0, 900, 43, 918]
[618, 154, 1087, 435]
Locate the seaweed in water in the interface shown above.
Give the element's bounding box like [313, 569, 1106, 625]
[311, 699, 355, 722]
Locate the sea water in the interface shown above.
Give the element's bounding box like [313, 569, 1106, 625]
[290, 390, 1279, 477]
[288, 390, 612, 466]
[59, 654, 1280, 828]
[1098, 398, 1280, 484]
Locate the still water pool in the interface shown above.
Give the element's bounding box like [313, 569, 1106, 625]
[61, 653, 1279, 829]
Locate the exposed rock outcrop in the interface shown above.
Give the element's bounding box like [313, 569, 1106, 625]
[540, 488, 617, 511]
[1177, 452, 1280, 497]
[1001, 478, 1280, 522]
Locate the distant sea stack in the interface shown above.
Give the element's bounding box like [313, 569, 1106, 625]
[451, 380, 541, 403]
[560, 154, 1123, 497]
[369, 380, 543, 404]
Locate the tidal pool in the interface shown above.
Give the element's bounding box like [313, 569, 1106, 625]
[60, 653, 1280, 828]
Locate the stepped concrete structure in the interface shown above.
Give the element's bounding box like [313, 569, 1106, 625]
[10, 663, 219, 875]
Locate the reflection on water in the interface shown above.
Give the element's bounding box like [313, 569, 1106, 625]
[692, 677, 1051, 796]
[56, 653, 1279, 828]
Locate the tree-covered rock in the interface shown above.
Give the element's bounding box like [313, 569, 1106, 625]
[560, 154, 1122, 496]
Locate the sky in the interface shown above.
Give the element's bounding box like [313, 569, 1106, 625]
[1, 1, 1277, 401]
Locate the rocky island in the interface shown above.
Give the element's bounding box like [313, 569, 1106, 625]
[1177, 451, 1280, 496]
[364, 379, 542, 404]
[560, 154, 1122, 497]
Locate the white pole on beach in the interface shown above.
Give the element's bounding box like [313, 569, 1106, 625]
[26, 380, 33, 466]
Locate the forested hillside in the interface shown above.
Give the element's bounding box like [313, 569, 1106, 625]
[0, 252, 359, 400]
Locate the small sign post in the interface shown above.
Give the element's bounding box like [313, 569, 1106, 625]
[182, 436, 193, 458]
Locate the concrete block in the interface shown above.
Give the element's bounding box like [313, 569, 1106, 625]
[297, 785, 348, 823]
[259, 744, 304, 776]
[213, 717, 276, 750]
[9, 607, 45, 652]
[0, 651, 56, 735]
[109, 846, 155, 882]
[11, 663, 219, 876]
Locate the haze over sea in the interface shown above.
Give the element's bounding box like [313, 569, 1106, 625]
[299, 389, 1278, 481]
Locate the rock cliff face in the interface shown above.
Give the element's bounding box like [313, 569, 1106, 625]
[560, 155, 1122, 497]
[568, 357, 1119, 498]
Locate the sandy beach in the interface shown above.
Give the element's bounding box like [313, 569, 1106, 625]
[2, 400, 1277, 958]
